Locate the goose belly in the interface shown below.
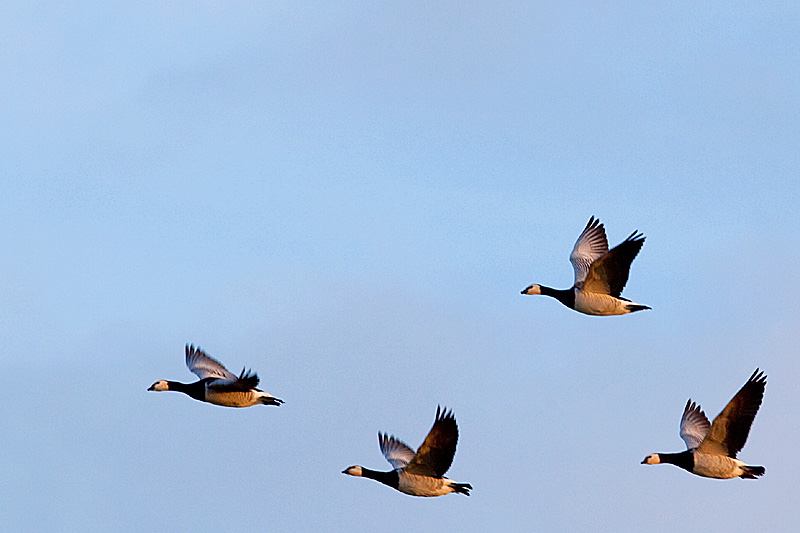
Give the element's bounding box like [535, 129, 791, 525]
[574, 291, 629, 316]
[204, 388, 259, 408]
[692, 453, 745, 479]
[397, 473, 453, 497]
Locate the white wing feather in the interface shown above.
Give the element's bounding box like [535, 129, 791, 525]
[379, 433, 416, 470]
[185, 345, 238, 381]
[569, 217, 609, 286]
[680, 400, 711, 449]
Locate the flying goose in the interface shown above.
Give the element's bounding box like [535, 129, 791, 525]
[642, 369, 766, 479]
[342, 406, 472, 497]
[147, 344, 283, 408]
[521, 216, 650, 315]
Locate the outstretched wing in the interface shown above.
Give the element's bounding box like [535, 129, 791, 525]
[185, 344, 238, 381]
[679, 400, 710, 449]
[698, 369, 766, 458]
[582, 230, 644, 296]
[378, 433, 416, 470]
[570, 216, 609, 286]
[404, 406, 460, 478]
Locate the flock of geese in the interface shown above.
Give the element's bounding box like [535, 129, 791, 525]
[148, 216, 766, 497]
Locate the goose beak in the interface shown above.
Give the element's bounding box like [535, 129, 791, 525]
[147, 384, 156, 391]
[640, 458, 646, 464]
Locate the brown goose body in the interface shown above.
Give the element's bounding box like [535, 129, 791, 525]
[522, 216, 650, 315]
[148, 344, 283, 408]
[642, 369, 766, 479]
[342, 406, 471, 497]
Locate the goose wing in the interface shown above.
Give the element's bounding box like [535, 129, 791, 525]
[698, 369, 767, 458]
[570, 216, 609, 286]
[582, 230, 645, 296]
[185, 344, 238, 381]
[206, 367, 261, 392]
[679, 400, 710, 449]
[379, 433, 416, 470]
[404, 406, 459, 478]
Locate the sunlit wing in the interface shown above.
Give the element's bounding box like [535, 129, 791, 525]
[185, 344, 238, 381]
[379, 433, 416, 470]
[679, 400, 710, 449]
[570, 216, 609, 286]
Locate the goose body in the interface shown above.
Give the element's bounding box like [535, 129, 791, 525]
[642, 369, 766, 479]
[148, 344, 283, 408]
[522, 216, 650, 315]
[342, 406, 471, 497]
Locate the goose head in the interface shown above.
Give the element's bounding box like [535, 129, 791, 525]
[147, 380, 169, 392]
[341, 465, 363, 477]
[521, 284, 542, 295]
[641, 454, 661, 465]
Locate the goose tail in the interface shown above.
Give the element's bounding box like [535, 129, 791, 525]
[740, 465, 765, 479]
[259, 395, 284, 407]
[625, 303, 651, 313]
[451, 482, 472, 496]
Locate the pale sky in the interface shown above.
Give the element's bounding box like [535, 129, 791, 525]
[2, 2, 799, 532]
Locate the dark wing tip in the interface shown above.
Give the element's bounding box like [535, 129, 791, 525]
[625, 230, 646, 243]
[583, 216, 604, 234]
[238, 367, 258, 379]
[185, 344, 198, 364]
[378, 431, 397, 443]
[435, 405, 456, 424]
[683, 398, 707, 419]
[219, 368, 259, 391]
[185, 343, 203, 357]
[749, 368, 767, 385]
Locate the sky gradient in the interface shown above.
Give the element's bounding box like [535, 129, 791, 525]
[2, 2, 799, 531]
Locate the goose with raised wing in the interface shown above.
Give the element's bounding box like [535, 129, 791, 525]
[148, 344, 283, 407]
[642, 369, 766, 479]
[342, 406, 471, 497]
[521, 216, 650, 315]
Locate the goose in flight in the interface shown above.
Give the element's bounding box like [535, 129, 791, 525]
[148, 344, 283, 407]
[642, 369, 766, 479]
[342, 406, 472, 497]
[521, 216, 650, 315]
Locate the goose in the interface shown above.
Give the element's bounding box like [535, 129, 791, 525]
[642, 369, 766, 479]
[147, 344, 283, 407]
[521, 216, 650, 315]
[342, 406, 472, 497]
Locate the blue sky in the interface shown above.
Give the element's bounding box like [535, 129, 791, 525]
[2, 2, 799, 531]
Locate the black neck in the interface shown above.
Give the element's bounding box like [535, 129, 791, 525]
[539, 286, 576, 309]
[167, 380, 206, 402]
[360, 468, 399, 489]
[658, 451, 694, 472]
